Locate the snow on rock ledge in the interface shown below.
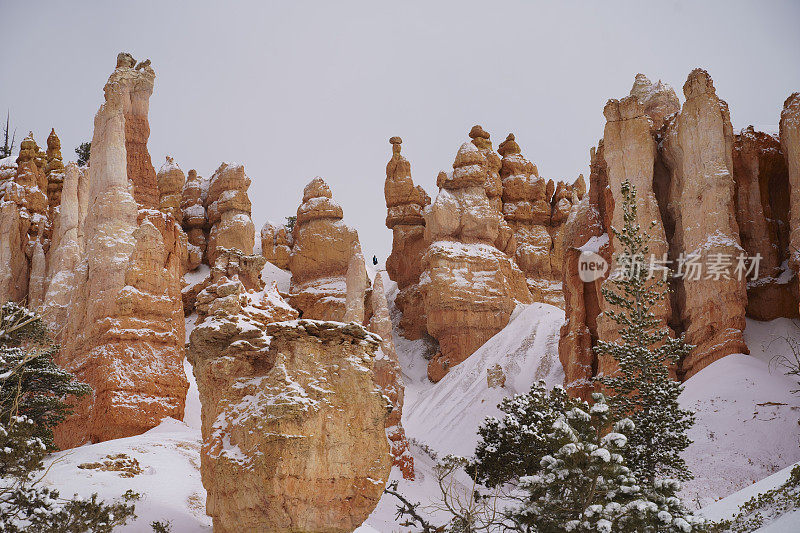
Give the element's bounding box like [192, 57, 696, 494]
[189, 311, 391, 532]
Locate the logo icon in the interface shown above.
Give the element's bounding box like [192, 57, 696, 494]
[578, 251, 608, 283]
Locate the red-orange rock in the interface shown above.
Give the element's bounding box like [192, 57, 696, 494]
[54, 54, 188, 448]
[384, 137, 430, 339]
[422, 140, 531, 382]
[369, 272, 414, 479]
[181, 169, 208, 271]
[205, 162, 255, 265]
[662, 69, 748, 378]
[190, 309, 390, 532]
[780, 93, 800, 302]
[289, 178, 365, 322]
[733, 126, 797, 320]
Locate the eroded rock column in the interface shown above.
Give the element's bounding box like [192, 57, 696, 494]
[189, 278, 390, 532]
[55, 54, 188, 447]
[422, 141, 531, 382]
[289, 178, 364, 322]
[781, 93, 800, 302]
[384, 137, 430, 338]
[661, 68, 748, 378]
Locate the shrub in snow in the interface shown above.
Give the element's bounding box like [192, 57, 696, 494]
[712, 464, 800, 532]
[0, 302, 138, 532]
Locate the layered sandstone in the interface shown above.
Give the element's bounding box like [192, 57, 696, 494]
[45, 128, 65, 211]
[384, 137, 430, 338]
[497, 133, 583, 307]
[629, 73, 681, 130]
[181, 169, 208, 271]
[559, 70, 772, 395]
[0, 133, 49, 304]
[289, 178, 365, 322]
[206, 162, 254, 265]
[190, 298, 390, 532]
[41, 163, 85, 330]
[596, 94, 674, 377]
[54, 55, 188, 447]
[113, 52, 159, 208]
[559, 143, 612, 399]
[157, 156, 185, 223]
[369, 272, 414, 479]
[422, 140, 531, 382]
[260, 220, 292, 269]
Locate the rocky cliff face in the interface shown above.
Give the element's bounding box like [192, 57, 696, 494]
[781, 93, 800, 303]
[597, 93, 676, 378]
[733, 126, 795, 320]
[662, 69, 748, 378]
[559, 143, 612, 399]
[559, 70, 799, 396]
[383, 128, 585, 381]
[51, 54, 188, 447]
[369, 271, 414, 479]
[497, 133, 584, 308]
[189, 274, 390, 532]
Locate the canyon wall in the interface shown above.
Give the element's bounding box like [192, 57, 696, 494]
[560, 70, 798, 397]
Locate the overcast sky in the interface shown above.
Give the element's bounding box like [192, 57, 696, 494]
[2, 1, 799, 261]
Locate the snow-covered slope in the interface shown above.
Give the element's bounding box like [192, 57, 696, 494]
[679, 318, 800, 508]
[36, 272, 800, 531]
[701, 460, 800, 531]
[361, 283, 566, 531]
[401, 300, 564, 456]
[41, 418, 211, 532]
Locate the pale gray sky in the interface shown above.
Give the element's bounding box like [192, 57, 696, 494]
[2, 1, 799, 262]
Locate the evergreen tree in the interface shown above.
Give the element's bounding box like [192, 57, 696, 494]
[0, 302, 139, 532]
[1, 111, 15, 159]
[470, 381, 576, 488]
[595, 179, 695, 486]
[75, 141, 91, 166]
[392, 384, 705, 532]
[505, 394, 697, 532]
